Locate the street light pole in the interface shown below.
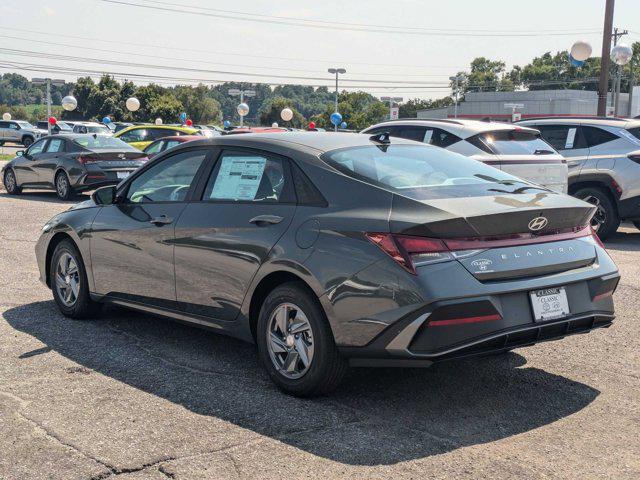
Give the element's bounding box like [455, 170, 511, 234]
[597, 0, 615, 116]
[228, 88, 256, 127]
[328, 68, 346, 131]
[32, 77, 65, 135]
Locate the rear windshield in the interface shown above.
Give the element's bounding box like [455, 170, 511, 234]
[322, 144, 545, 200]
[626, 127, 640, 142]
[73, 136, 138, 151]
[472, 130, 557, 155]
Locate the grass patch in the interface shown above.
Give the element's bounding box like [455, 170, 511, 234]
[0, 154, 14, 161]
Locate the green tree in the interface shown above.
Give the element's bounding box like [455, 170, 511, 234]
[399, 97, 453, 118]
[174, 84, 222, 124]
[259, 96, 305, 127]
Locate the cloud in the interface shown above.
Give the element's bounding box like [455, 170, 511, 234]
[43, 5, 55, 16]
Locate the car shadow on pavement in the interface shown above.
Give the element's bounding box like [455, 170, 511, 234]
[0, 192, 89, 203]
[605, 229, 640, 252]
[3, 301, 600, 466]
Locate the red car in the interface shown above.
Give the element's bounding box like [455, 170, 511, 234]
[224, 127, 289, 135]
[142, 135, 202, 158]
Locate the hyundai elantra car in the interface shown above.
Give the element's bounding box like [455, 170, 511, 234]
[35, 132, 619, 396]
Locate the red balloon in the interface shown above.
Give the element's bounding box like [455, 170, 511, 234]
[185, 119, 193, 126]
[48, 116, 57, 125]
[308, 122, 315, 130]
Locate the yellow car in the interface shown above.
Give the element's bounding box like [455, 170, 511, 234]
[114, 125, 201, 150]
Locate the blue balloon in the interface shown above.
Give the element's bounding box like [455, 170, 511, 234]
[102, 116, 111, 124]
[223, 120, 231, 128]
[340, 121, 347, 129]
[179, 112, 187, 122]
[330, 112, 342, 126]
[568, 53, 584, 68]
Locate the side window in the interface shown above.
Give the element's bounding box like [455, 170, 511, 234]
[165, 140, 181, 150]
[126, 149, 208, 203]
[73, 125, 88, 134]
[9, 122, 19, 130]
[0, 121, 8, 128]
[366, 126, 399, 137]
[120, 129, 146, 143]
[203, 151, 287, 203]
[144, 141, 163, 154]
[395, 126, 427, 142]
[46, 138, 66, 153]
[581, 126, 618, 148]
[424, 127, 462, 148]
[148, 129, 169, 140]
[537, 125, 586, 150]
[27, 139, 47, 156]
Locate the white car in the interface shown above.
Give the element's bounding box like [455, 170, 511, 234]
[363, 119, 568, 193]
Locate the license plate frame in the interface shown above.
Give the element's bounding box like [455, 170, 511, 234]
[529, 287, 570, 322]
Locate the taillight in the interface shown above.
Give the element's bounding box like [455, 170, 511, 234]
[366, 233, 454, 274]
[628, 153, 640, 164]
[77, 156, 95, 165]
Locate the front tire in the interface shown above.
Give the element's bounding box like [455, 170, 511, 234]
[50, 240, 100, 319]
[574, 187, 619, 240]
[55, 171, 75, 200]
[3, 169, 22, 194]
[257, 282, 347, 397]
[22, 136, 34, 148]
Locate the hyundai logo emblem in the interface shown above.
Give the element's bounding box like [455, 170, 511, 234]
[528, 216, 548, 231]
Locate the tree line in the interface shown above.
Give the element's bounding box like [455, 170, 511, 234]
[2, 43, 639, 127]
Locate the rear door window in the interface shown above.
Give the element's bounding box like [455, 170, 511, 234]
[424, 127, 462, 148]
[119, 128, 147, 143]
[46, 138, 66, 153]
[536, 125, 586, 150]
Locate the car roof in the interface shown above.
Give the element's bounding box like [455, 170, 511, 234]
[517, 117, 640, 128]
[153, 135, 202, 142]
[73, 121, 106, 126]
[364, 118, 539, 138]
[115, 125, 200, 135]
[225, 127, 290, 134]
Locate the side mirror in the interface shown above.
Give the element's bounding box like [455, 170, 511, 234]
[16, 150, 24, 157]
[91, 185, 117, 205]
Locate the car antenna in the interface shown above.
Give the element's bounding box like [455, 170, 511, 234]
[369, 132, 390, 144]
[93, 133, 97, 138]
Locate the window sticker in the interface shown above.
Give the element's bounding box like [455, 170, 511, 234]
[210, 156, 266, 200]
[423, 129, 434, 144]
[565, 128, 577, 149]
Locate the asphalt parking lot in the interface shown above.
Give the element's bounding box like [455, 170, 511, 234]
[0, 190, 639, 480]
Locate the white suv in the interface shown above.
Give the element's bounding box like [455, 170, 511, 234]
[0, 120, 47, 147]
[362, 119, 567, 194]
[517, 117, 640, 239]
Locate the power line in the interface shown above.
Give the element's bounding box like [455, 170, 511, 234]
[0, 25, 463, 70]
[94, 0, 602, 37]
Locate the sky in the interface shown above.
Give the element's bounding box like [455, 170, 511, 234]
[1, 0, 639, 101]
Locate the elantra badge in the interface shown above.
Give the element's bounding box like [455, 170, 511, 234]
[528, 216, 548, 231]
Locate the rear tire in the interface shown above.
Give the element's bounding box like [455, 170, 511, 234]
[50, 239, 101, 319]
[3, 169, 22, 194]
[574, 187, 619, 241]
[256, 282, 347, 397]
[55, 171, 75, 200]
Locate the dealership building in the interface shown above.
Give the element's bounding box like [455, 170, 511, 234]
[417, 88, 640, 121]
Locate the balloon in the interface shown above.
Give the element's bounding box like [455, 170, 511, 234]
[272, 122, 279, 127]
[125, 97, 140, 112]
[340, 122, 347, 129]
[155, 118, 163, 125]
[185, 119, 193, 126]
[179, 112, 187, 123]
[223, 120, 231, 128]
[568, 53, 585, 67]
[2, 112, 10, 121]
[48, 116, 57, 126]
[61, 95, 77, 111]
[237, 102, 249, 117]
[570, 41, 592, 62]
[330, 112, 342, 126]
[102, 116, 111, 124]
[308, 121, 315, 130]
[612, 44, 633, 66]
[280, 108, 293, 122]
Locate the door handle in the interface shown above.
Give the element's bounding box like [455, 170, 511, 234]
[149, 215, 173, 226]
[249, 215, 284, 226]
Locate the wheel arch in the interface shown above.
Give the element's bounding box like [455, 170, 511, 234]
[44, 232, 77, 288]
[21, 134, 35, 144]
[569, 178, 619, 215]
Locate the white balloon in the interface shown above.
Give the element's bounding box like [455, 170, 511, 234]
[155, 118, 163, 125]
[612, 44, 633, 66]
[280, 108, 293, 122]
[61, 95, 78, 111]
[570, 41, 592, 62]
[237, 102, 249, 117]
[2, 112, 11, 121]
[126, 97, 140, 112]
[271, 122, 279, 127]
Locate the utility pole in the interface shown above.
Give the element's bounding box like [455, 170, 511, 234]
[628, 57, 635, 117]
[597, 0, 615, 117]
[612, 27, 629, 116]
[32, 77, 65, 134]
[449, 75, 463, 118]
[380, 96, 403, 120]
[328, 68, 346, 131]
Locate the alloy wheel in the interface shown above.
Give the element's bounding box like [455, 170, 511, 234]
[266, 303, 315, 379]
[55, 252, 80, 307]
[4, 171, 16, 192]
[56, 174, 69, 198]
[582, 195, 606, 232]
